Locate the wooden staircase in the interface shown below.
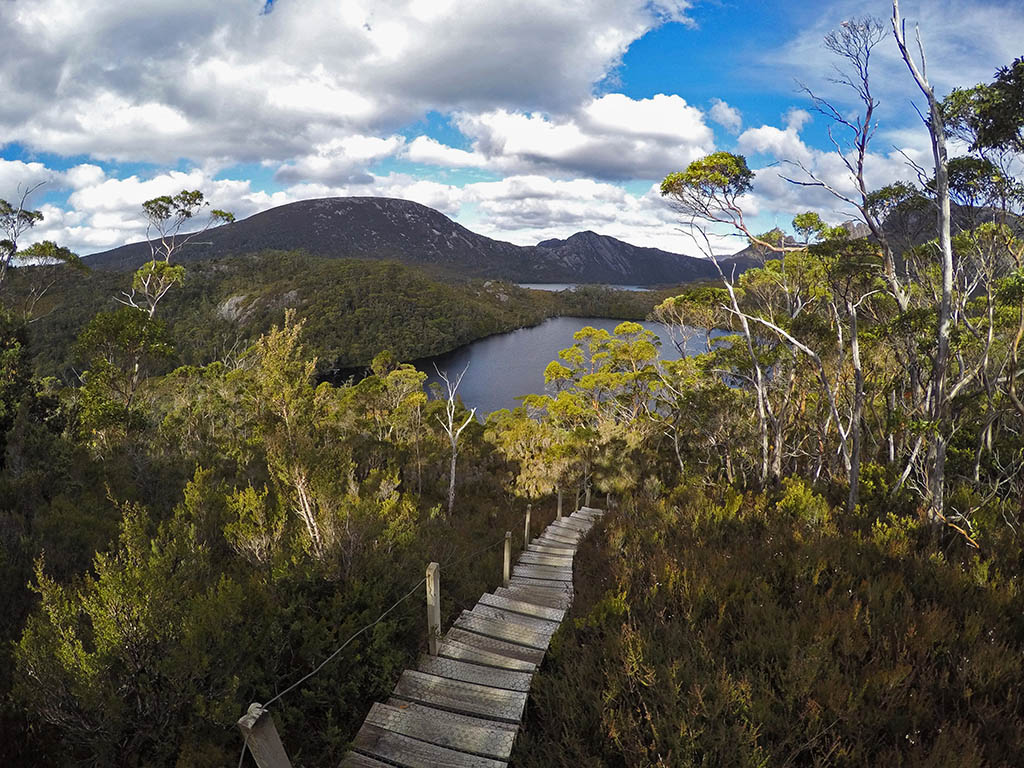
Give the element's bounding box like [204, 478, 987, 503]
[340, 506, 604, 767]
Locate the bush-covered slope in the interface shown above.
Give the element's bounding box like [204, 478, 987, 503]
[4, 252, 559, 378]
[4, 252, 685, 381]
[514, 482, 1024, 767]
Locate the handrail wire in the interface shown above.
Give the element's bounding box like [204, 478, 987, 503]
[236, 532, 511, 766]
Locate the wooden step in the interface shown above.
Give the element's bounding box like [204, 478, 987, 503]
[512, 564, 573, 582]
[444, 628, 546, 666]
[548, 522, 586, 537]
[362, 702, 517, 761]
[500, 583, 573, 603]
[418, 654, 533, 692]
[526, 543, 575, 556]
[552, 516, 589, 530]
[494, 586, 571, 611]
[470, 605, 560, 634]
[454, 611, 553, 650]
[384, 699, 518, 733]
[393, 669, 527, 723]
[578, 506, 604, 516]
[509, 576, 573, 591]
[517, 552, 574, 568]
[437, 638, 536, 672]
[478, 592, 565, 622]
[353, 722, 507, 767]
[535, 533, 578, 546]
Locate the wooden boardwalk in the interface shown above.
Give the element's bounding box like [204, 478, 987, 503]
[340, 506, 604, 768]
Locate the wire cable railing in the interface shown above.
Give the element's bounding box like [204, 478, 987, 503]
[237, 528, 516, 768]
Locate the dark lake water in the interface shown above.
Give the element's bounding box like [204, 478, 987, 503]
[517, 283, 652, 292]
[418, 316, 712, 415]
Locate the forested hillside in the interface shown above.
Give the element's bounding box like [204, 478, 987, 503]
[2, 251, 675, 381]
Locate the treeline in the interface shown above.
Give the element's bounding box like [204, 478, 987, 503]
[2, 251, 552, 378]
[3, 250, 680, 383]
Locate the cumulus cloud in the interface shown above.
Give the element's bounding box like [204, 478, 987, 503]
[735, 113, 927, 229]
[709, 98, 742, 134]
[0, 0, 694, 166]
[275, 135, 406, 184]
[405, 94, 714, 180]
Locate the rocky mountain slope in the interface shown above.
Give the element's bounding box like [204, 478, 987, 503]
[84, 197, 730, 285]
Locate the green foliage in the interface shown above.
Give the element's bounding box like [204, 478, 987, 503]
[661, 151, 755, 199]
[944, 57, 1024, 153]
[515, 487, 1024, 767]
[792, 211, 828, 243]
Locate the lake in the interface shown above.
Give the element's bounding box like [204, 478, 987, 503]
[418, 316, 713, 415]
[517, 283, 652, 292]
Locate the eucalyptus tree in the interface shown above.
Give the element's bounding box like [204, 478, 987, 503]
[0, 184, 44, 290]
[660, 153, 783, 486]
[120, 189, 234, 318]
[433, 363, 476, 517]
[890, 0, 955, 519]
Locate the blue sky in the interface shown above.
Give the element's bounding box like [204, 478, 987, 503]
[1, 0, 1022, 256]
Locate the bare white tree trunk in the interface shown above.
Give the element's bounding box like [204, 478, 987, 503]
[435, 364, 476, 517]
[893, 1, 953, 520]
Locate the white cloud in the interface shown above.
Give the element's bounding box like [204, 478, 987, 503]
[275, 135, 406, 184]
[407, 93, 714, 180]
[736, 113, 928, 230]
[709, 98, 742, 134]
[762, 0, 1024, 129]
[405, 137, 486, 169]
[0, 0, 694, 166]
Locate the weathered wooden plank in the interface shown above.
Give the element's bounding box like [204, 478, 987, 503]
[478, 592, 566, 622]
[392, 670, 527, 723]
[365, 702, 517, 760]
[384, 698, 519, 732]
[469, 605, 560, 634]
[444, 628, 546, 666]
[535, 533, 578, 547]
[353, 722, 507, 768]
[526, 543, 576, 556]
[418, 654, 533, 692]
[437, 638, 537, 672]
[454, 610, 553, 650]
[509, 576, 574, 592]
[554, 515, 590, 529]
[517, 552, 574, 568]
[539, 525, 580, 539]
[548, 519, 584, 531]
[341, 751, 393, 767]
[578, 506, 604, 517]
[494, 586, 571, 611]
[503, 581, 573, 597]
[512, 564, 573, 582]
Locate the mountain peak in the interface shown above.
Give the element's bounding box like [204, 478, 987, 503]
[84, 195, 738, 285]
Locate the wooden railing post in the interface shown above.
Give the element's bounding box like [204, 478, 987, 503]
[557, 486, 563, 519]
[237, 703, 293, 768]
[585, 484, 591, 507]
[426, 562, 441, 656]
[503, 531, 512, 586]
[524, 504, 531, 549]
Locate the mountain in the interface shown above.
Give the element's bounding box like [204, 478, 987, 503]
[535, 230, 721, 283]
[84, 196, 729, 285]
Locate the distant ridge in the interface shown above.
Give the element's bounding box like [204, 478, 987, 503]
[84, 196, 737, 285]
